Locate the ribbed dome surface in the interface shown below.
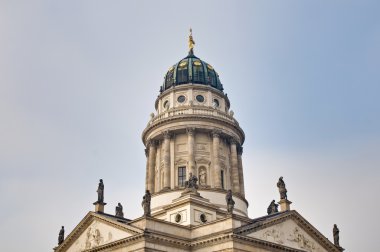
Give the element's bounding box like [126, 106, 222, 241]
[161, 53, 223, 92]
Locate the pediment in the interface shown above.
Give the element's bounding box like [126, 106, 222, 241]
[238, 211, 339, 252]
[57, 212, 142, 252]
[246, 218, 327, 252]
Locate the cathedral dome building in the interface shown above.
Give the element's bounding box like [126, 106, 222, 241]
[54, 31, 344, 252]
[142, 32, 247, 221]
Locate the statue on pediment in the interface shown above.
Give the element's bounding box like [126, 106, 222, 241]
[115, 203, 124, 218]
[267, 200, 279, 215]
[277, 176, 287, 200]
[333, 224, 340, 247]
[96, 179, 104, 203]
[186, 173, 198, 189]
[58, 226, 64, 245]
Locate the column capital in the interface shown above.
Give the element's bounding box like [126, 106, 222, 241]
[186, 127, 196, 136]
[212, 130, 222, 138]
[162, 130, 172, 139]
[229, 137, 238, 145]
[237, 146, 243, 155]
[146, 139, 157, 148]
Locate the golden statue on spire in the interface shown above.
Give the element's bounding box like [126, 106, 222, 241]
[188, 28, 195, 55]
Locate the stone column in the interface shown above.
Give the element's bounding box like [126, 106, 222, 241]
[212, 131, 222, 189]
[147, 140, 157, 193]
[187, 128, 196, 177]
[237, 146, 245, 197]
[163, 131, 171, 189]
[230, 138, 240, 193]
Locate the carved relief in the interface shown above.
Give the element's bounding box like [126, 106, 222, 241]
[247, 219, 327, 252]
[196, 143, 208, 152]
[80, 222, 113, 250]
[262, 228, 284, 244]
[288, 227, 322, 252]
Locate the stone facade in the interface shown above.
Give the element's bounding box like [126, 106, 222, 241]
[142, 84, 247, 220]
[54, 43, 343, 252]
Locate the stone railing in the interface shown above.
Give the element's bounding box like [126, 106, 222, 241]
[148, 106, 238, 126]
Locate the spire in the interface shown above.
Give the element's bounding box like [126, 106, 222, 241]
[188, 28, 195, 56]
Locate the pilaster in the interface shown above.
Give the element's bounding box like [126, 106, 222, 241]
[230, 138, 240, 194]
[212, 130, 222, 189]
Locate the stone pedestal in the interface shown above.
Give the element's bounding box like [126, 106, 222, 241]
[93, 201, 107, 213]
[278, 199, 292, 212]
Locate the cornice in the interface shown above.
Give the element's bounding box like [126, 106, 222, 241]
[142, 114, 245, 145]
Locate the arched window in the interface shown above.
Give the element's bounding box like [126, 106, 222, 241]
[178, 167, 186, 187]
[177, 61, 188, 84]
[192, 61, 204, 83]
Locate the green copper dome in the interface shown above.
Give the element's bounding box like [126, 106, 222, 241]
[160, 53, 224, 93]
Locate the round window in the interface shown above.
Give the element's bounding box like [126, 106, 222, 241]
[175, 213, 182, 223]
[200, 213, 207, 223]
[177, 95, 186, 103]
[196, 95, 205, 103]
[213, 99, 219, 108]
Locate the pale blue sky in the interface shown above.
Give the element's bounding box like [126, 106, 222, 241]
[0, 1, 379, 251]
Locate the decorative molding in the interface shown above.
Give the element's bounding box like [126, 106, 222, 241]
[162, 130, 172, 139]
[186, 127, 196, 136]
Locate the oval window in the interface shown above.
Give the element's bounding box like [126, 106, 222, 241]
[200, 213, 207, 223]
[177, 95, 186, 103]
[196, 95, 205, 103]
[175, 213, 182, 223]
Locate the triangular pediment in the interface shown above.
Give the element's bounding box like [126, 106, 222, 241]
[56, 212, 143, 252]
[236, 211, 340, 252]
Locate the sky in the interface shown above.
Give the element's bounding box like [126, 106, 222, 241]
[0, 0, 379, 251]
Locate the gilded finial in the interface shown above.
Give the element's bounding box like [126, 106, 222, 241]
[188, 28, 195, 55]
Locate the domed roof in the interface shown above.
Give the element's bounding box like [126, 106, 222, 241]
[160, 30, 223, 93]
[161, 53, 224, 93]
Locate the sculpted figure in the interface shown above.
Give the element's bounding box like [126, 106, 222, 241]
[142, 190, 151, 216]
[115, 203, 124, 218]
[199, 169, 207, 186]
[333, 224, 340, 247]
[267, 200, 279, 215]
[277, 176, 287, 200]
[97, 179, 104, 203]
[186, 173, 198, 189]
[225, 190, 235, 214]
[58, 226, 64, 245]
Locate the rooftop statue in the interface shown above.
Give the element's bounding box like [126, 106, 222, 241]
[58, 226, 64, 245]
[333, 224, 340, 247]
[267, 200, 279, 215]
[115, 203, 124, 218]
[185, 173, 198, 190]
[96, 179, 104, 203]
[142, 190, 151, 217]
[188, 28, 195, 55]
[277, 176, 287, 200]
[226, 190, 235, 215]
